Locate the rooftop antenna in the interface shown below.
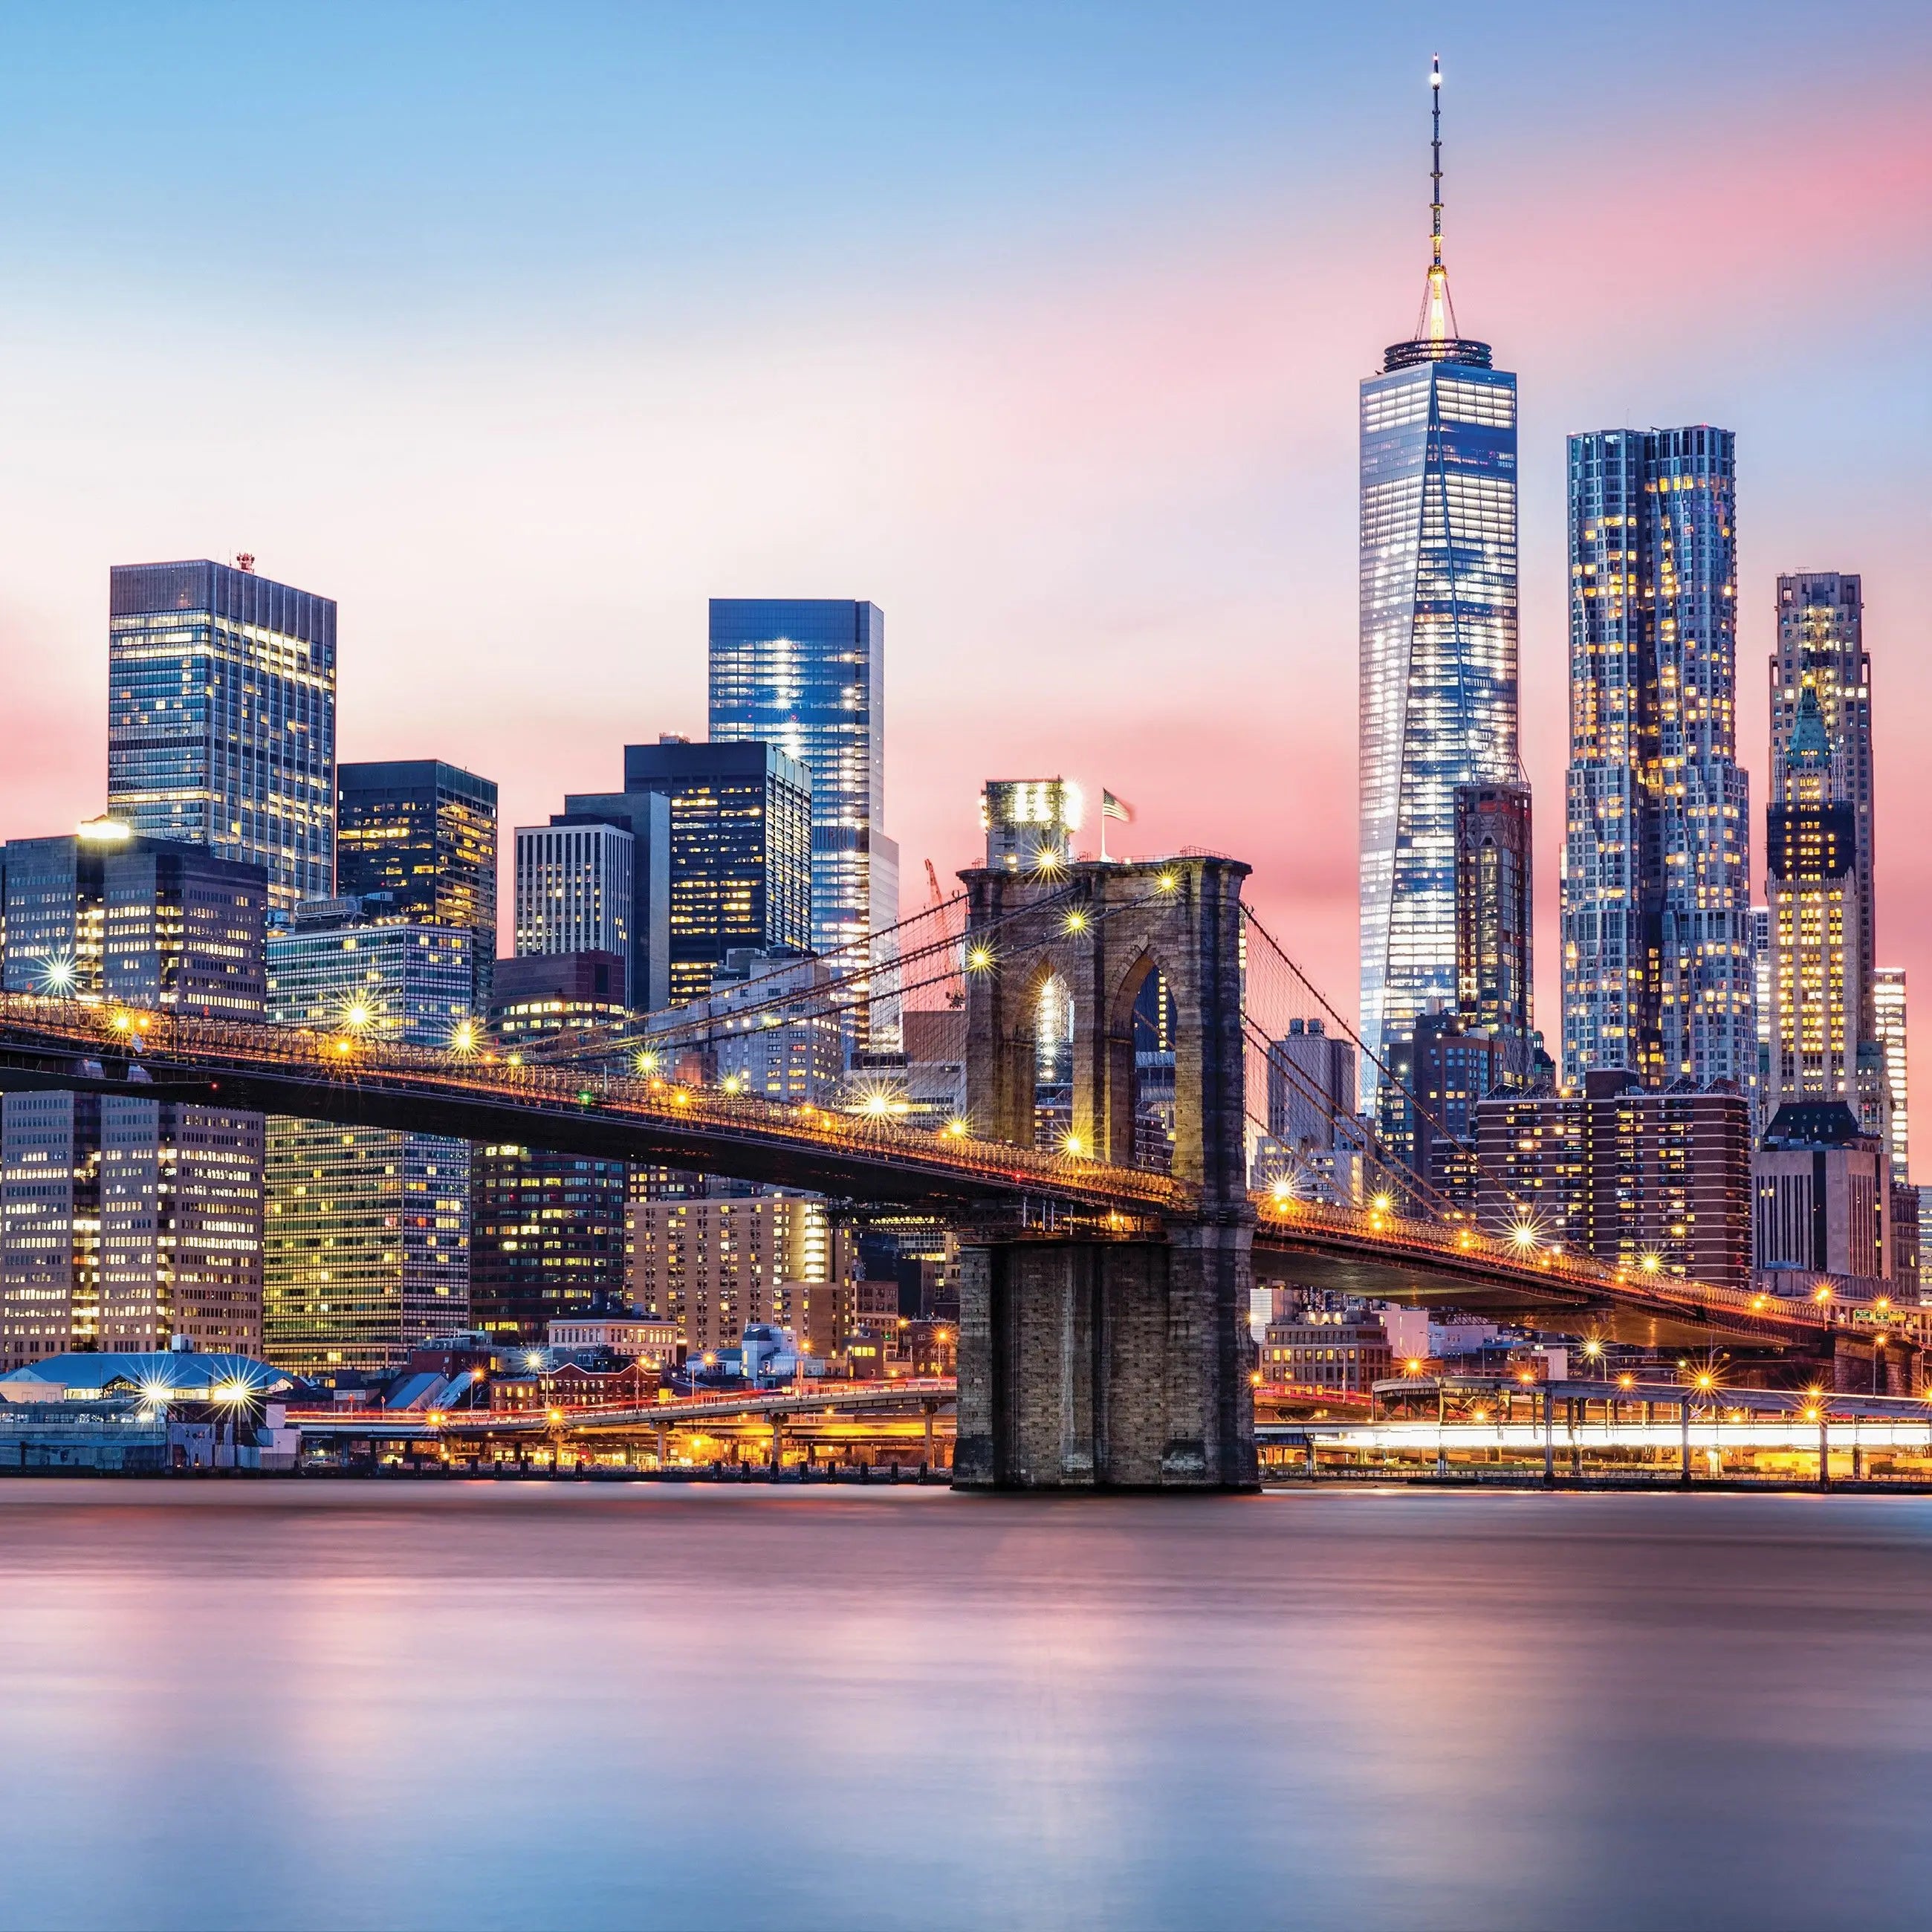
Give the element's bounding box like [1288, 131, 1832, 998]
[1430, 54, 1443, 273]
[1414, 54, 1459, 344]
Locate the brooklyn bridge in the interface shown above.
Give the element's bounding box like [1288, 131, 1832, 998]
[0, 852, 1891, 1491]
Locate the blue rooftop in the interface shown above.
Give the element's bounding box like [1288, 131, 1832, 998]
[0, 1354, 292, 1403]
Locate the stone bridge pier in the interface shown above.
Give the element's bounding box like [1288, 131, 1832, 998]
[951, 855, 1259, 1491]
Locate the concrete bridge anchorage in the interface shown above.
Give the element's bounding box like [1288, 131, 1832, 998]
[951, 854, 1260, 1492]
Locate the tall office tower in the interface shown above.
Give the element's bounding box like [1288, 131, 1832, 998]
[613, 741, 813, 1008]
[513, 818, 634, 961]
[336, 761, 499, 1008]
[107, 558, 337, 912]
[1773, 574, 1874, 1031]
[1453, 782, 1532, 1084]
[1561, 426, 1753, 1089]
[0, 825, 269, 1367]
[1766, 690, 1859, 1117]
[551, 782, 672, 1015]
[1359, 63, 1518, 1117]
[710, 599, 898, 958]
[1873, 967, 1908, 1183]
[263, 904, 473, 1374]
[469, 954, 632, 1346]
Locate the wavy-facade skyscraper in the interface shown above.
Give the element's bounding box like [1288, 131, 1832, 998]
[1359, 60, 1519, 1119]
[1560, 427, 1755, 1089]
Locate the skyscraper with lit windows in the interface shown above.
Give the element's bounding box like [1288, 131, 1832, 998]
[107, 557, 337, 912]
[708, 599, 898, 960]
[1560, 426, 1754, 1089]
[263, 904, 473, 1374]
[1765, 690, 1858, 1115]
[1774, 574, 1875, 1031]
[1360, 61, 1518, 1118]
[337, 759, 499, 1009]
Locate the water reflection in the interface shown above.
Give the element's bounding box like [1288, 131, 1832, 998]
[0, 1484, 1926, 1931]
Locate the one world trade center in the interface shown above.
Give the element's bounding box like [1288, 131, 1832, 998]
[1358, 58, 1519, 1125]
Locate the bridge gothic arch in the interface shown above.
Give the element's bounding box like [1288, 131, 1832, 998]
[955, 854, 1258, 1490]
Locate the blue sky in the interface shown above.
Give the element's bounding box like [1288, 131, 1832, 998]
[0, 0, 1927, 1049]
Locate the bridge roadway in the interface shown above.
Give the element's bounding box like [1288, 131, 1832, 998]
[288, 1378, 959, 1443]
[1252, 1196, 1851, 1353]
[0, 993, 1181, 1215]
[0, 993, 1875, 1358]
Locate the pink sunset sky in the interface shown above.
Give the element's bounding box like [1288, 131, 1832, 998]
[0, 6, 1926, 1100]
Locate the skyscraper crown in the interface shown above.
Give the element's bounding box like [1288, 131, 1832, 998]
[1383, 56, 1491, 372]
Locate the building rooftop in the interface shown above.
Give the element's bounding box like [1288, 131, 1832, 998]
[0, 1354, 293, 1404]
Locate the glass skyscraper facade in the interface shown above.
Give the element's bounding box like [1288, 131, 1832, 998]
[1358, 79, 1517, 1116]
[1561, 427, 1754, 1089]
[0, 828, 270, 1367]
[107, 559, 337, 912]
[1774, 574, 1874, 1034]
[336, 759, 499, 1009]
[1765, 690, 1858, 1116]
[708, 599, 898, 959]
[264, 910, 473, 1374]
[613, 740, 812, 1008]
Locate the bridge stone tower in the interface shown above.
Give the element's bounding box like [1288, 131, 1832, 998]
[952, 855, 1259, 1491]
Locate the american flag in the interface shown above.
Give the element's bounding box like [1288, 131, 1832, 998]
[1101, 790, 1135, 824]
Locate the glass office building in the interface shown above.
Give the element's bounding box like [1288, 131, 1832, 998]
[0, 827, 270, 1366]
[336, 759, 499, 1008]
[1561, 427, 1754, 1090]
[1358, 76, 1517, 1116]
[1774, 574, 1875, 1035]
[708, 600, 898, 959]
[263, 909, 473, 1374]
[0, 824, 268, 1017]
[612, 740, 812, 1008]
[107, 559, 337, 912]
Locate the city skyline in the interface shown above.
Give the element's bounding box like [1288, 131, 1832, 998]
[0, 8, 1925, 1098]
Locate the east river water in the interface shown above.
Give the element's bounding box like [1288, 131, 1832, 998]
[0, 1482, 1926, 1931]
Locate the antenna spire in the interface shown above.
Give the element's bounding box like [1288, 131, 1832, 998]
[1413, 54, 1459, 345]
[1430, 54, 1443, 270]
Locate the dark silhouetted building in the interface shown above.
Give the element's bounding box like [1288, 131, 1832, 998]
[1754, 1100, 1889, 1299]
[470, 953, 632, 1344]
[609, 739, 812, 1008]
[1455, 781, 1532, 1084]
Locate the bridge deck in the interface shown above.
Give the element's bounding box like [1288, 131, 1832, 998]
[0, 995, 1183, 1213]
[0, 996, 1897, 1357]
[1254, 1198, 1847, 1352]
